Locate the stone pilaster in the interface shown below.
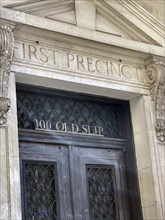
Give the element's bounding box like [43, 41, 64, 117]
[0, 24, 14, 125]
[146, 56, 165, 142]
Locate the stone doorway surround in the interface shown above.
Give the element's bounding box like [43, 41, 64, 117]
[0, 1, 165, 219]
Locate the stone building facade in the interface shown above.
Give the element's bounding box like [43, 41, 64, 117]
[0, 1, 165, 220]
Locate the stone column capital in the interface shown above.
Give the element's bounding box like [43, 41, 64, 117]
[146, 55, 165, 142]
[0, 24, 14, 125]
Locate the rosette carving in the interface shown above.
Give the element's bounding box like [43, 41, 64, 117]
[147, 57, 165, 142]
[0, 25, 14, 125]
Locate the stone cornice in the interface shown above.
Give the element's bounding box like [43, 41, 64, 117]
[115, 0, 165, 38]
[147, 56, 165, 142]
[0, 24, 14, 125]
[95, 0, 163, 45]
[0, 8, 164, 57]
[3, 0, 165, 45]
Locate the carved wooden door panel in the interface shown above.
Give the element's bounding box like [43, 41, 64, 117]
[20, 143, 73, 220]
[69, 146, 130, 220]
[20, 143, 129, 220]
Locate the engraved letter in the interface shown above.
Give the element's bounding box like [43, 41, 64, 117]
[40, 47, 48, 63]
[22, 42, 26, 59]
[67, 53, 75, 68]
[28, 45, 38, 60]
[121, 65, 132, 79]
[77, 55, 86, 70]
[87, 57, 95, 72]
[95, 60, 106, 74]
[106, 61, 110, 75]
[48, 49, 59, 65]
[110, 62, 121, 77]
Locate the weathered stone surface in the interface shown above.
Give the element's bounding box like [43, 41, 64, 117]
[0, 24, 14, 124]
[147, 56, 165, 142]
[0, 1, 165, 220]
[135, 0, 165, 24]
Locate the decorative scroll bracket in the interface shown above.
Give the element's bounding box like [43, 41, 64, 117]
[147, 56, 165, 142]
[0, 24, 14, 125]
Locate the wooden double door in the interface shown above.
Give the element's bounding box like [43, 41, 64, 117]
[20, 141, 130, 220]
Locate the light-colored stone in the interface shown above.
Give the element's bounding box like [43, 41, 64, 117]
[2, 0, 165, 25]
[0, 1, 165, 219]
[143, 205, 158, 220]
[142, 95, 165, 219]
[7, 72, 22, 220]
[130, 96, 147, 134]
[131, 94, 165, 219]
[138, 167, 157, 207]
[0, 127, 9, 220]
[0, 72, 22, 220]
[134, 131, 151, 169]
[146, 56, 165, 142]
[0, 24, 14, 125]
[135, 0, 165, 24]
[75, 0, 96, 30]
[0, 3, 165, 56]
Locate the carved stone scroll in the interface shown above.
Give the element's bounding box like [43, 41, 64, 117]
[0, 25, 14, 125]
[147, 56, 165, 142]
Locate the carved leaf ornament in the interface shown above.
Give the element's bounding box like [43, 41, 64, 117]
[0, 24, 14, 125]
[147, 58, 165, 142]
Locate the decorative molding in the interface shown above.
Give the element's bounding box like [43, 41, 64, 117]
[0, 24, 14, 125]
[95, 0, 157, 44]
[3, 0, 165, 46]
[108, 0, 165, 45]
[147, 56, 165, 142]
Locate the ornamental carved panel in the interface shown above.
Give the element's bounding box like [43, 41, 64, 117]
[86, 165, 119, 220]
[0, 24, 14, 125]
[147, 56, 165, 142]
[22, 161, 59, 220]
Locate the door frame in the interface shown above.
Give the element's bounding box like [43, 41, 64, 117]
[19, 127, 142, 219]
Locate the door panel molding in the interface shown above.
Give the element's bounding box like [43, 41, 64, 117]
[19, 130, 126, 150]
[69, 146, 130, 220]
[20, 143, 73, 220]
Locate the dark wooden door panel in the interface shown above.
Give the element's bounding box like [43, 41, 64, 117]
[68, 146, 130, 220]
[22, 160, 59, 220]
[20, 143, 73, 220]
[20, 144, 130, 220]
[86, 165, 119, 220]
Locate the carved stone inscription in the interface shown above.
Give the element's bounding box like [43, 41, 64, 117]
[14, 41, 154, 85]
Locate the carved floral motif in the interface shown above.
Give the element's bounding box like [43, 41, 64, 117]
[0, 24, 14, 125]
[147, 57, 165, 142]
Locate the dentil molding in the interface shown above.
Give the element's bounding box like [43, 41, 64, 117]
[147, 56, 165, 142]
[0, 24, 14, 125]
